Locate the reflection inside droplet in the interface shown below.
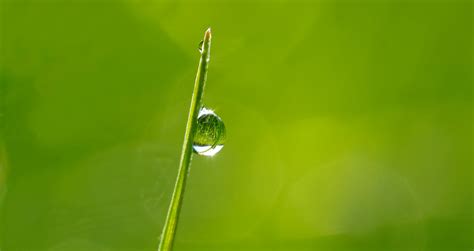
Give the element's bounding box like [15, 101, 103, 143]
[193, 107, 226, 156]
[192, 145, 224, 157]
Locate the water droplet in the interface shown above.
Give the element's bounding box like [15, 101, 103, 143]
[198, 40, 204, 53]
[193, 107, 226, 156]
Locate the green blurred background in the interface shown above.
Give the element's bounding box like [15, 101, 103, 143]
[0, 0, 472, 250]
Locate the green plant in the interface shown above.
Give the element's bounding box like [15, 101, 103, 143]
[157, 28, 212, 251]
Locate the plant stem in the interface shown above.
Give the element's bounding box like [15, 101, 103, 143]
[157, 28, 212, 251]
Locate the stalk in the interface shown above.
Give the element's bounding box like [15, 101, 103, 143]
[157, 28, 212, 251]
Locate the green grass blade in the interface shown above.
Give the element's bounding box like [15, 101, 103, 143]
[157, 28, 212, 251]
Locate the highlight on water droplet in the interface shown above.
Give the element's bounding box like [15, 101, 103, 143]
[198, 40, 204, 53]
[193, 107, 226, 156]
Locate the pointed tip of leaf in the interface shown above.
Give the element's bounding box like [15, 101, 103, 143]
[205, 27, 212, 40]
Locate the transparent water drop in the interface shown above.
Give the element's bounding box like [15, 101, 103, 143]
[198, 40, 204, 53]
[193, 107, 226, 156]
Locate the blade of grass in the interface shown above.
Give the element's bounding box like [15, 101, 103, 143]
[157, 28, 212, 251]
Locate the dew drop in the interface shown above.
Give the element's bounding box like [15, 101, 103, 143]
[198, 40, 204, 53]
[193, 107, 226, 156]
